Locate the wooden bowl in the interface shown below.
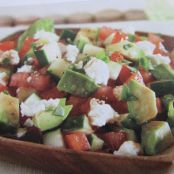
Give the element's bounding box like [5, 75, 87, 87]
[1, 29, 174, 174]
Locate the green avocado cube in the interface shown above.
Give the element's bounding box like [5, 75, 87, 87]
[141, 121, 174, 155]
[0, 93, 19, 128]
[88, 134, 104, 151]
[57, 69, 99, 97]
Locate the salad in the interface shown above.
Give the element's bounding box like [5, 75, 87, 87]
[0, 18, 174, 156]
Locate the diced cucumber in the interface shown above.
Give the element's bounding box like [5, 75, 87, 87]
[60, 29, 76, 43]
[141, 121, 174, 155]
[43, 128, 65, 148]
[62, 115, 92, 134]
[150, 80, 174, 96]
[57, 69, 99, 97]
[24, 93, 41, 104]
[167, 100, 174, 127]
[83, 44, 104, 57]
[48, 58, 71, 78]
[34, 42, 61, 67]
[88, 134, 104, 151]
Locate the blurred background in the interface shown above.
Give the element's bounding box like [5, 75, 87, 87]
[0, 0, 173, 27]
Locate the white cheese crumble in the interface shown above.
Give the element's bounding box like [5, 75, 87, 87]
[42, 42, 62, 62]
[113, 141, 141, 156]
[136, 41, 156, 55]
[17, 65, 33, 73]
[88, 98, 119, 127]
[34, 30, 59, 43]
[24, 118, 34, 127]
[148, 54, 171, 65]
[0, 49, 20, 65]
[20, 98, 59, 117]
[65, 45, 79, 63]
[0, 72, 8, 86]
[84, 57, 109, 85]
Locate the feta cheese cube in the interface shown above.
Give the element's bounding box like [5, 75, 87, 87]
[17, 65, 33, 73]
[113, 141, 141, 156]
[88, 98, 119, 127]
[65, 44, 79, 63]
[84, 57, 109, 85]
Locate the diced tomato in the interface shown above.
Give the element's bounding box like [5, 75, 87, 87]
[10, 72, 30, 88]
[99, 27, 115, 41]
[126, 71, 144, 84]
[111, 100, 128, 114]
[30, 73, 51, 91]
[110, 52, 124, 62]
[40, 86, 67, 99]
[118, 65, 132, 84]
[93, 86, 116, 103]
[156, 98, 163, 114]
[80, 98, 91, 115]
[111, 31, 125, 44]
[67, 96, 87, 116]
[139, 68, 155, 84]
[64, 132, 90, 151]
[0, 41, 15, 51]
[10, 72, 51, 91]
[101, 131, 127, 150]
[107, 79, 116, 88]
[0, 84, 8, 92]
[19, 37, 37, 58]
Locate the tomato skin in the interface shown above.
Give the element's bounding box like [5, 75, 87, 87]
[156, 98, 163, 114]
[93, 86, 116, 103]
[40, 87, 67, 99]
[111, 31, 125, 44]
[0, 41, 15, 51]
[0, 84, 8, 92]
[10, 72, 30, 88]
[110, 52, 124, 62]
[139, 68, 155, 84]
[118, 65, 132, 84]
[10, 72, 51, 91]
[101, 131, 127, 150]
[99, 27, 115, 41]
[64, 132, 90, 151]
[111, 100, 128, 114]
[30, 73, 51, 91]
[19, 37, 37, 58]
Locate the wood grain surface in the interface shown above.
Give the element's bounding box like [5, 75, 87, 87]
[1, 29, 174, 174]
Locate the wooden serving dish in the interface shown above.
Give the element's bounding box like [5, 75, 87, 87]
[1, 29, 174, 174]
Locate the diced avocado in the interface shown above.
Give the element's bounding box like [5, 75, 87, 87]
[57, 69, 99, 97]
[152, 64, 174, 80]
[127, 34, 136, 42]
[83, 44, 104, 57]
[138, 57, 154, 71]
[34, 42, 60, 67]
[141, 121, 174, 155]
[48, 58, 71, 78]
[127, 80, 157, 124]
[43, 128, 65, 147]
[17, 87, 37, 102]
[96, 50, 109, 63]
[88, 134, 104, 151]
[60, 29, 76, 43]
[167, 100, 174, 127]
[74, 34, 91, 52]
[0, 93, 19, 128]
[17, 18, 54, 50]
[33, 99, 72, 131]
[62, 115, 92, 134]
[150, 80, 174, 96]
[106, 40, 145, 62]
[162, 94, 174, 108]
[122, 128, 137, 142]
[108, 61, 122, 80]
